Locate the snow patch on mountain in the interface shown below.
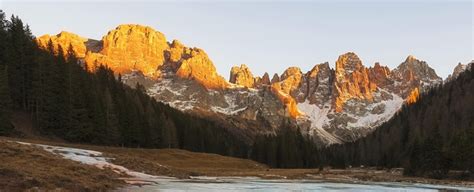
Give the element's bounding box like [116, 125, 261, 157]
[297, 100, 331, 129]
[347, 90, 403, 129]
[297, 100, 343, 144]
[148, 79, 185, 96]
[211, 93, 241, 115]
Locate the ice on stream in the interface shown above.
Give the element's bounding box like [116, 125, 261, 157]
[16, 142, 474, 192]
[122, 177, 474, 192]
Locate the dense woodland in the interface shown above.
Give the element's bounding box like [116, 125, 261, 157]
[0, 11, 248, 158]
[324, 66, 474, 179]
[252, 65, 474, 178]
[1, 11, 473, 179]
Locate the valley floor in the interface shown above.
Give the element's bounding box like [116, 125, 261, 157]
[0, 138, 125, 191]
[1, 137, 473, 191]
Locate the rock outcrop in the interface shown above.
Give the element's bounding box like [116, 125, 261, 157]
[175, 48, 229, 89]
[446, 61, 473, 81]
[98, 24, 169, 77]
[37, 31, 94, 58]
[368, 62, 391, 87]
[229, 64, 256, 88]
[333, 52, 377, 112]
[259, 72, 271, 85]
[390, 55, 442, 97]
[271, 73, 280, 84]
[406, 87, 419, 105]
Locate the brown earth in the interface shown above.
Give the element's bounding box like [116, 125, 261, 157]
[0, 139, 125, 191]
[3, 137, 474, 190]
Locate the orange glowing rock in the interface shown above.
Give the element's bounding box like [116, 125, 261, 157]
[406, 87, 419, 105]
[36, 24, 229, 90]
[36, 31, 91, 58]
[98, 24, 169, 77]
[333, 52, 377, 112]
[175, 48, 229, 89]
[271, 84, 302, 118]
[269, 67, 304, 118]
[229, 64, 256, 88]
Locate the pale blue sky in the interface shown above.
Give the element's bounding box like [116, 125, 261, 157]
[1, 0, 473, 78]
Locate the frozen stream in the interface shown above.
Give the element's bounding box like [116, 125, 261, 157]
[121, 177, 474, 192]
[17, 142, 474, 192]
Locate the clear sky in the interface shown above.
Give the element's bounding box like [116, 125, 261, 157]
[1, 0, 473, 78]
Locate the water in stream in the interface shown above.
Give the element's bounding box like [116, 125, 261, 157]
[120, 176, 474, 192]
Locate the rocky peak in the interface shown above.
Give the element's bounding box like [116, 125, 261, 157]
[259, 72, 271, 85]
[335, 52, 364, 77]
[168, 40, 187, 62]
[392, 55, 441, 84]
[229, 64, 255, 88]
[301, 62, 333, 106]
[386, 55, 441, 102]
[175, 48, 229, 89]
[165, 39, 191, 72]
[405, 55, 417, 62]
[269, 67, 304, 118]
[277, 67, 303, 94]
[368, 62, 391, 87]
[271, 73, 280, 84]
[447, 62, 468, 81]
[333, 52, 376, 112]
[307, 62, 330, 78]
[99, 24, 170, 77]
[36, 31, 90, 58]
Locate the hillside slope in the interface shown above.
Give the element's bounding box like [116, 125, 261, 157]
[325, 65, 474, 179]
[0, 139, 124, 191]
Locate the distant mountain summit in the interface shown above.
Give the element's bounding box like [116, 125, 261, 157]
[446, 61, 473, 82]
[37, 24, 443, 145]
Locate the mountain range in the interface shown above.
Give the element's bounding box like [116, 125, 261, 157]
[37, 24, 464, 145]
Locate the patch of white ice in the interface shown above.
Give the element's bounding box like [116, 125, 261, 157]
[297, 100, 342, 144]
[16, 142, 170, 185]
[297, 100, 331, 129]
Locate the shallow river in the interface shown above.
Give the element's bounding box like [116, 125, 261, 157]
[121, 177, 474, 192]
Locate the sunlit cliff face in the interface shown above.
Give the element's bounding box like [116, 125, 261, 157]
[37, 24, 229, 90]
[405, 87, 419, 105]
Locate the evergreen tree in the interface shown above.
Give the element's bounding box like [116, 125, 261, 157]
[0, 65, 12, 135]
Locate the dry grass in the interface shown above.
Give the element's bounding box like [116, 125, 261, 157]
[3, 137, 474, 189]
[103, 148, 268, 178]
[0, 139, 124, 191]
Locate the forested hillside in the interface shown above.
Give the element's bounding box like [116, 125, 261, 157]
[250, 60, 474, 174]
[0, 11, 248, 157]
[324, 66, 474, 179]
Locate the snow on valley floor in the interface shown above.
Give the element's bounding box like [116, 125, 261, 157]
[16, 141, 474, 192]
[15, 141, 171, 185]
